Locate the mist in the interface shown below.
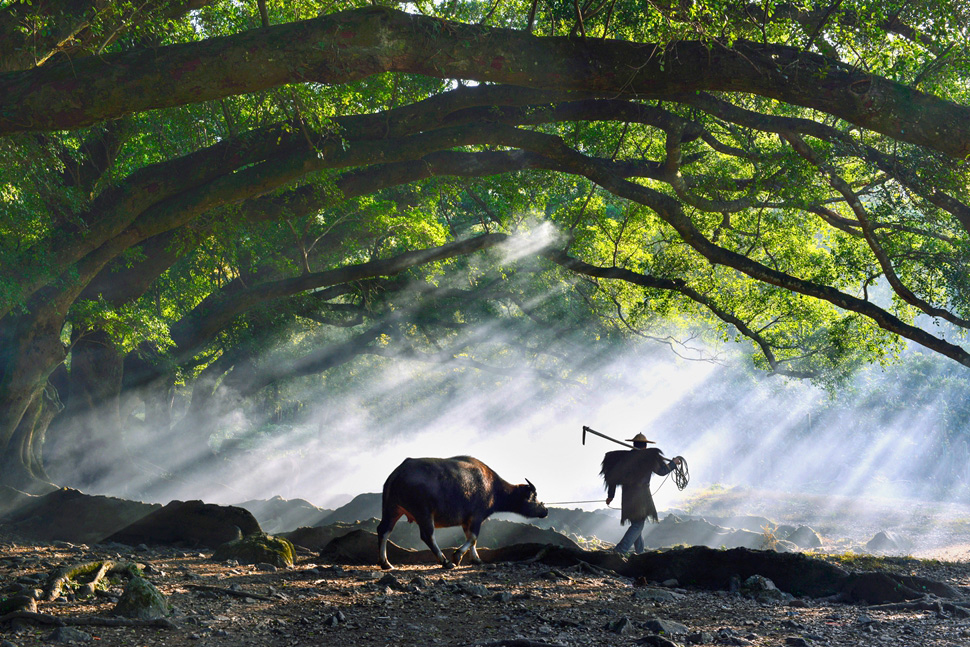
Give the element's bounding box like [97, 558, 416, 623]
[113, 326, 970, 532]
[47, 241, 970, 554]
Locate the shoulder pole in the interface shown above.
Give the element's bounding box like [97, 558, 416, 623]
[582, 425, 634, 449]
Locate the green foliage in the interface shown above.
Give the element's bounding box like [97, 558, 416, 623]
[821, 552, 922, 573]
[70, 298, 174, 355]
[3, 0, 970, 474]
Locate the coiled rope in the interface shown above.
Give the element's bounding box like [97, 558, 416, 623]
[672, 456, 690, 490]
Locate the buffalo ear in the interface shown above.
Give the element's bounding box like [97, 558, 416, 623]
[525, 478, 536, 492]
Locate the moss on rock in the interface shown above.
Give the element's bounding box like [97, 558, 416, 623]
[212, 533, 296, 568]
[0, 594, 37, 614]
[113, 576, 168, 620]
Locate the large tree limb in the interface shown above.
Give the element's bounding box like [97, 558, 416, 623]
[171, 233, 511, 353]
[783, 132, 970, 330]
[42, 560, 141, 602]
[1, 123, 302, 318]
[85, 141, 667, 353]
[1, 86, 638, 318]
[679, 92, 970, 238]
[1, 7, 968, 159]
[480, 124, 970, 367]
[541, 248, 816, 377]
[5, 121, 555, 321]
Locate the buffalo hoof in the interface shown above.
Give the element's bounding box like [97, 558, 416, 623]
[441, 560, 456, 570]
[380, 563, 395, 571]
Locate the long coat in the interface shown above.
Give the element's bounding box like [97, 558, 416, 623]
[601, 448, 676, 524]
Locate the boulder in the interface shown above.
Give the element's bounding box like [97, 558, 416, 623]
[625, 546, 849, 597]
[841, 571, 923, 604]
[283, 520, 378, 552]
[643, 617, 690, 635]
[212, 533, 296, 568]
[113, 576, 168, 620]
[786, 526, 823, 549]
[640, 515, 764, 550]
[865, 530, 909, 553]
[740, 574, 793, 603]
[774, 524, 797, 538]
[0, 595, 36, 615]
[106, 500, 261, 548]
[47, 626, 93, 643]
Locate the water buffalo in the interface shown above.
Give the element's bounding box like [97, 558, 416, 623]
[377, 455, 548, 570]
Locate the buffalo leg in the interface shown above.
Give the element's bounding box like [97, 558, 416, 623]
[417, 517, 453, 569]
[376, 511, 403, 570]
[453, 520, 483, 565]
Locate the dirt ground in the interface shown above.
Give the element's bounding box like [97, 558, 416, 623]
[3, 531, 970, 647]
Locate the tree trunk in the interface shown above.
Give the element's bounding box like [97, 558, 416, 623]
[0, 313, 68, 493]
[44, 328, 126, 492]
[122, 342, 178, 433]
[0, 382, 60, 494]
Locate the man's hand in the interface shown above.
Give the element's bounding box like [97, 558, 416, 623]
[606, 497, 613, 505]
[672, 457, 683, 467]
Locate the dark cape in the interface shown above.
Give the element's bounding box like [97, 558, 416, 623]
[601, 448, 667, 524]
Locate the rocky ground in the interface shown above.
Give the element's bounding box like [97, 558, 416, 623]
[3, 529, 970, 647]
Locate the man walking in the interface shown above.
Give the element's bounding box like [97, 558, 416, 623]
[601, 433, 682, 554]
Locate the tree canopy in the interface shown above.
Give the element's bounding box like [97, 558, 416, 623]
[2, 0, 970, 492]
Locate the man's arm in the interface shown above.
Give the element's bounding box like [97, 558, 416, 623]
[653, 455, 682, 476]
[606, 483, 616, 505]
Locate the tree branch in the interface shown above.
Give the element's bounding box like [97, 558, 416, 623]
[171, 233, 511, 355]
[482, 123, 970, 367]
[783, 131, 970, 330]
[2, 8, 968, 159]
[540, 247, 816, 377]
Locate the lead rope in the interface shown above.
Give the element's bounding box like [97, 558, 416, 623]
[545, 457, 689, 507]
[544, 499, 621, 509]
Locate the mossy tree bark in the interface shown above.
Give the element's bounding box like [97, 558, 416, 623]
[2, 8, 968, 160]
